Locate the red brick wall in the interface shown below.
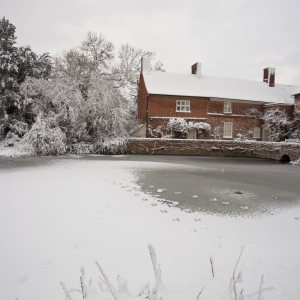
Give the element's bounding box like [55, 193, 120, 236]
[207, 101, 263, 140]
[207, 116, 262, 140]
[295, 95, 300, 110]
[208, 101, 263, 115]
[148, 95, 209, 118]
[127, 138, 300, 161]
[137, 74, 148, 123]
[263, 105, 294, 118]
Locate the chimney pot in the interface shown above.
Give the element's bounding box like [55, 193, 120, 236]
[141, 57, 152, 72]
[192, 62, 202, 76]
[263, 67, 275, 87]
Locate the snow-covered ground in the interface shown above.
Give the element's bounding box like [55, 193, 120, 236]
[0, 154, 300, 300]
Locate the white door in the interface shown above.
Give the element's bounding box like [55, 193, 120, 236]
[187, 129, 196, 139]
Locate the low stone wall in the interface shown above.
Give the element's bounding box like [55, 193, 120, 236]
[127, 138, 300, 161]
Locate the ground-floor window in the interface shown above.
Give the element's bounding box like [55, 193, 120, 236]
[223, 122, 233, 138]
[253, 127, 261, 138]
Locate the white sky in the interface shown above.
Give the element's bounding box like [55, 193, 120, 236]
[2, 0, 300, 85]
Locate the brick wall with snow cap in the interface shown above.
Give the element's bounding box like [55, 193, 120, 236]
[127, 138, 300, 162]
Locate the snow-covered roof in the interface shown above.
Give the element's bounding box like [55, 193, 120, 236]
[143, 71, 298, 105]
[291, 86, 300, 96]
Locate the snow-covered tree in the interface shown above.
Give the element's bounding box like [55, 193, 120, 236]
[0, 17, 51, 138]
[261, 109, 293, 142]
[113, 43, 165, 102]
[0, 17, 19, 91]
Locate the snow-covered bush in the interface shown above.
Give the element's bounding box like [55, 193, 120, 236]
[22, 116, 66, 155]
[262, 109, 293, 142]
[167, 118, 210, 139]
[212, 125, 222, 140]
[291, 158, 300, 166]
[167, 118, 189, 138]
[192, 121, 211, 138]
[192, 122, 211, 132]
[5, 120, 29, 138]
[93, 136, 127, 154]
[148, 125, 164, 138]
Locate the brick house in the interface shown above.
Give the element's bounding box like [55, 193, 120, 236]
[135, 57, 299, 141]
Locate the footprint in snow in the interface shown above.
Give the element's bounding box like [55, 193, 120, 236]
[295, 217, 300, 220]
[151, 203, 157, 206]
[172, 218, 180, 222]
[44, 259, 56, 266]
[160, 210, 168, 213]
[17, 275, 28, 283]
[72, 242, 85, 250]
[134, 193, 140, 196]
[194, 218, 201, 222]
[127, 189, 132, 192]
[142, 198, 148, 201]
[190, 229, 198, 232]
[184, 209, 193, 213]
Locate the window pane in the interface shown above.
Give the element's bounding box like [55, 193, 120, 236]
[176, 100, 190, 112]
[223, 123, 232, 137]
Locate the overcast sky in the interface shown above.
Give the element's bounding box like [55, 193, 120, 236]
[2, 0, 300, 85]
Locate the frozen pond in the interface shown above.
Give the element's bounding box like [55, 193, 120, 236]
[0, 154, 300, 300]
[133, 156, 300, 217]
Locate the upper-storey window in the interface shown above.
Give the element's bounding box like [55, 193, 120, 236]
[176, 100, 190, 112]
[224, 102, 232, 113]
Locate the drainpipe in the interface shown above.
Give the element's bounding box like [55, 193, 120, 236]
[146, 94, 150, 138]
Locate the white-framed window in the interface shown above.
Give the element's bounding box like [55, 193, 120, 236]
[223, 122, 233, 138]
[224, 102, 232, 113]
[253, 127, 261, 138]
[176, 100, 190, 112]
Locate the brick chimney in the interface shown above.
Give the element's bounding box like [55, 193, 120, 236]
[141, 57, 152, 72]
[263, 67, 275, 87]
[191, 62, 202, 76]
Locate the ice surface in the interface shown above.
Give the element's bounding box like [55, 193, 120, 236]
[0, 157, 299, 299]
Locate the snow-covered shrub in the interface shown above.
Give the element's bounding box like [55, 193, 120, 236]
[167, 118, 210, 139]
[93, 136, 127, 154]
[234, 132, 253, 141]
[192, 122, 211, 132]
[167, 118, 189, 138]
[148, 125, 164, 138]
[192, 121, 211, 138]
[22, 116, 66, 155]
[5, 120, 29, 138]
[291, 158, 300, 166]
[290, 129, 300, 140]
[262, 109, 293, 142]
[212, 125, 222, 140]
[68, 143, 94, 154]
